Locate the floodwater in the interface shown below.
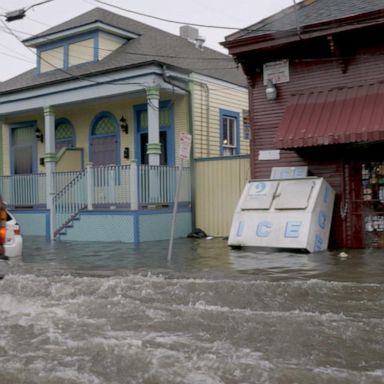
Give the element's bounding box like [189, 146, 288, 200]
[0, 236, 383, 384]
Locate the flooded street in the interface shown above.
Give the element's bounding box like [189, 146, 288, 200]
[0, 237, 383, 384]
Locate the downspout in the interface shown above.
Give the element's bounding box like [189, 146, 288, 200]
[161, 65, 196, 230]
[193, 81, 210, 157]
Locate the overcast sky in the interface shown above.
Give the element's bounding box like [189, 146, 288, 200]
[0, 0, 293, 81]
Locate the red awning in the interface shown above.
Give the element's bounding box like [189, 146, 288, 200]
[274, 82, 384, 149]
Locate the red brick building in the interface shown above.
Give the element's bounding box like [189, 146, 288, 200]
[223, 0, 384, 249]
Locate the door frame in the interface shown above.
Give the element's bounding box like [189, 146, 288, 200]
[10, 120, 38, 175]
[134, 101, 175, 166]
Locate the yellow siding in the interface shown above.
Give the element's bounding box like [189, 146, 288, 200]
[194, 157, 250, 236]
[191, 77, 249, 159]
[56, 148, 83, 172]
[173, 96, 190, 166]
[68, 39, 94, 66]
[99, 32, 126, 60]
[3, 93, 187, 174]
[41, 47, 64, 72]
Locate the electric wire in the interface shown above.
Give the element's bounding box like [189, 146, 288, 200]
[0, 17, 150, 87]
[1, 0, 381, 84]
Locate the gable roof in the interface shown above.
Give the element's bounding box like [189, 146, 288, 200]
[225, 0, 384, 42]
[0, 7, 246, 94]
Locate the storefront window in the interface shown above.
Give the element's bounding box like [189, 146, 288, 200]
[361, 162, 384, 247]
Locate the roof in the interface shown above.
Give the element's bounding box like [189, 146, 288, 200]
[0, 8, 246, 94]
[225, 0, 384, 42]
[274, 82, 384, 149]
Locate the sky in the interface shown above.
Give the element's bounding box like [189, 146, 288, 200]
[0, 0, 293, 82]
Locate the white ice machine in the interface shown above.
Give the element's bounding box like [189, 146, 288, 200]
[228, 177, 335, 252]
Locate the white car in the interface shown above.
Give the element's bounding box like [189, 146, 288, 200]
[2, 209, 23, 258]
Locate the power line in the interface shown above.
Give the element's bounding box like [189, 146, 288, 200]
[0, 50, 34, 63]
[94, 0, 244, 31]
[0, 17, 148, 87]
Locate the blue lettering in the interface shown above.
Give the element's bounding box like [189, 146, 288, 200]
[314, 234, 323, 252]
[236, 221, 245, 237]
[318, 210, 327, 229]
[256, 221, 272, 237]
[293, 168, 306, 178]
[254, 182, 266, 194]
[285, 221, 302, 238]
[323, 186, 330, 204]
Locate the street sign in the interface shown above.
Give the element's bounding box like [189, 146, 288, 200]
[179, 132, 192, 160]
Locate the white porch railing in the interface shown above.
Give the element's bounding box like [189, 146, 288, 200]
[0, 173, 46, 206]
[0, 163, 191, 237]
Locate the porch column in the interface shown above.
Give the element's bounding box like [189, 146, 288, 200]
[44, 106, 56, 239]
[146, 87, 161, 166]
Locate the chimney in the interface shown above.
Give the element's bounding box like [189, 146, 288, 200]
[180, 25, 205, 49]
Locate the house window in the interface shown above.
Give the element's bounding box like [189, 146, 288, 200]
[68, 38, 95, 66]
[220, 109, 240, 156]
[40, 47, 65, 73]
[38, 34, 96, 73]
[55, 118, 75, 151]
[138, 108, 171, 131]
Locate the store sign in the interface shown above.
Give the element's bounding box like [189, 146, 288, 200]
[263, 59, 289, 85]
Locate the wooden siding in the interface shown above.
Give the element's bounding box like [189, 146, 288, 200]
[250, 49, 384, 179]
[194, 156, 250, 237]
[173, 96, 189, 167]
[99, 32, 126, 61]
[248, 45, 384, 248]
[191, 76, 249, 159]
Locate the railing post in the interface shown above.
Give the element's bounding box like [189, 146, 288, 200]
[108, 166, 116, 204]
[86, 162, 94, 210]
[130, 160, 139, 210]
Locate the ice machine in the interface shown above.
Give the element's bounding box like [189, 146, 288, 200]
[228, 177, 335, 252]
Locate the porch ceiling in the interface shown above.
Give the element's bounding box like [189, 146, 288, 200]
[0, 65, 187, 116]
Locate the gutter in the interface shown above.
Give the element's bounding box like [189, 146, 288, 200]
[223, 10, 384, 54]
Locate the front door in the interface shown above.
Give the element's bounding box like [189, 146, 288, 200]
[12, 125, 36, 175]
[135, 102, 174, 166]
[11, 123, 37, 206]
[139, 131, 168, 165]
[90, 112, 119, 166]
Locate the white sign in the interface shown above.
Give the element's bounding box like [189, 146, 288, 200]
[263, 59, 289, 85]
[179, 132, 192, 160]
[258, 150, 280, 160]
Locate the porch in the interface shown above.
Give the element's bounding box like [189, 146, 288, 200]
[0, 163, 192, 243]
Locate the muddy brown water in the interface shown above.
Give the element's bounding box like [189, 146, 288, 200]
[0, 236, 383, 383]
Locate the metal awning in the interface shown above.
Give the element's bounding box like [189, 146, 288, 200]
[274, 82, 384, 149]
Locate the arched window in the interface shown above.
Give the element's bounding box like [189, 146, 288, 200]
[89, 112, 119, 166]
[55, 118, 75, 152]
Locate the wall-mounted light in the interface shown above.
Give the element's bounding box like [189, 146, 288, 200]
[39, 157, 45, 166]
[265, 79, 277, 100]
[123, 147, 130, 160]
[120, 116, 128, 134]
[35, 127, 44, 143]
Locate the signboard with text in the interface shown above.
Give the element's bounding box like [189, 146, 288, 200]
[263, 59, 290, 85]
[179, 132, 192, 160]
